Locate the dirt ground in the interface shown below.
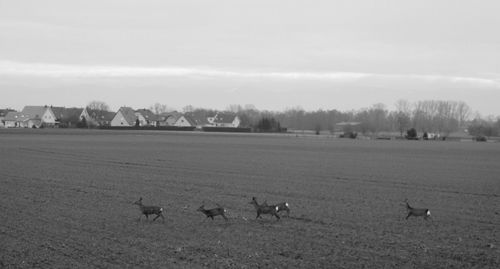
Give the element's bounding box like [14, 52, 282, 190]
[1, 129, 499, 268]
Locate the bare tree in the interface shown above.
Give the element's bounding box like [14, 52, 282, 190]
[149, 103, 170, 115]
[87, 100, 110, 112]
[86, 100, 111, 125]
[183, 105, 194, 113]
[456, 101, 471, 128]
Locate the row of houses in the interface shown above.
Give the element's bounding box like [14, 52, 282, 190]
[0, 106, 241, 129]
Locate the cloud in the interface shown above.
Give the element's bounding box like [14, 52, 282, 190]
[0, 60, 498, 87]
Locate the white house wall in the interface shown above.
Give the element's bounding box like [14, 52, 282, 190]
[42, 109, 56, 125]
[110, 111, 131, 126]
[174, 116, 193, 127]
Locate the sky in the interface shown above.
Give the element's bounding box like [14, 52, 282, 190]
[1, 0, 499, 115]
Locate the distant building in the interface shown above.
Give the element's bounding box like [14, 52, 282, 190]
[4, 112, 29, 128]
[174, 115, 197, 127]
[158, 112, 181, 126]
[209, 112, 241, 127]
[86, 108, 115, 127]
[110, 107, 137, 127]
[4, 106, 56, 128]
[0, 109, 16, 128]
[335, 121, 361, 134]
[135, 109, 159, 127]
[51, 107, 86, 127]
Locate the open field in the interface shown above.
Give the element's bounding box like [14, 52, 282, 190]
[1, 129, 499, 268]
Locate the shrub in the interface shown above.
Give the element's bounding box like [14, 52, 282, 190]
[406, 128, 418, 140]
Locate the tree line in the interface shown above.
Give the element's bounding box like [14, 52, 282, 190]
[223, 100, 499, 137]
[85, 100, 499, 137]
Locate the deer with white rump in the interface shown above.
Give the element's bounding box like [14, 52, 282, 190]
[272, 201, 290, 217]
[133, 197, 165, 222]
[405, 199, 431, 220]
[197, 203, 228, 221]
[249, 197, 280, 220]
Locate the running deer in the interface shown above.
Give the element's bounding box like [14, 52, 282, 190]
[197, 203, 228, 221]
[273, 201, 290, 217]
[133, 197, 165, 222]
[249, 197, 280, 220]
[405, 199, 431, 220]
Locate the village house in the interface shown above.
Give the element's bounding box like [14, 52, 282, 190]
[209, 112, 241, 128]
[110, 107, 137, 127]
[174, 115, 197, 127]
[0, 109, 16, 128]
[4, 112, 29, 128]
[174, 111, 211, 129]
[51, 107, 87, 127]
[158, 111, 181, 126]
[4, 106, 56, 128]
[86, 108, 115, 127]
[135, 109, 159, 127]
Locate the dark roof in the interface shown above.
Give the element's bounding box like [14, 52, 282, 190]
[4, 111, 30, 122]
[117, 107, 137, 125]
[213, 112, 237, 124]
[180, 115, 198, 126]
[159, 111, 181, 121]
[135, 109, 159, 122]
[184, 111, 210, 126]
[51, 107, 84, 121]
[21, 106, 50, 120]
[0, 109, 16, 117]
[87, 109, 115, 122]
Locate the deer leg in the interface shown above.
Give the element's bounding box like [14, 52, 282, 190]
[406, 213, 412, 220]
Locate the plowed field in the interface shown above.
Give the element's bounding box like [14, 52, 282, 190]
[1, 129, 499, 268]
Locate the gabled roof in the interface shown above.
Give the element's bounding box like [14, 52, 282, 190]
[213, 112, 237, 124]
[101, 111, 116, 122]
[87, 109, 115, 122]
[4, 111, 30, 122]
[135, 109, 159, 122]
[159, 111, 181, 121]
[51, 107, 84, 121]
[0, 109, 15, 117]
[184, 111, 210, 126]
[117, 107, 137, 125]
[21, 106, 50, 120]
[179, 115, 198, 126]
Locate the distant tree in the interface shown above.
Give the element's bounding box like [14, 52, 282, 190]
[406, 128, 418, 140]
[183, 105, 194, 113]
[468, 119, 498, 137]
[87, 100, 111, 125]
[149, 103, 170, 115]
[395, 111, 411, 137]
[315, 123, 322, 135]
[135, 118, 140, 127]
[87, 100, 110, 112]
[256, 116, 281, 132]
[456, 101, 472, 127]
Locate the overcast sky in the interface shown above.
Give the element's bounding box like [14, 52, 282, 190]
[1, 0, 499, 115]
